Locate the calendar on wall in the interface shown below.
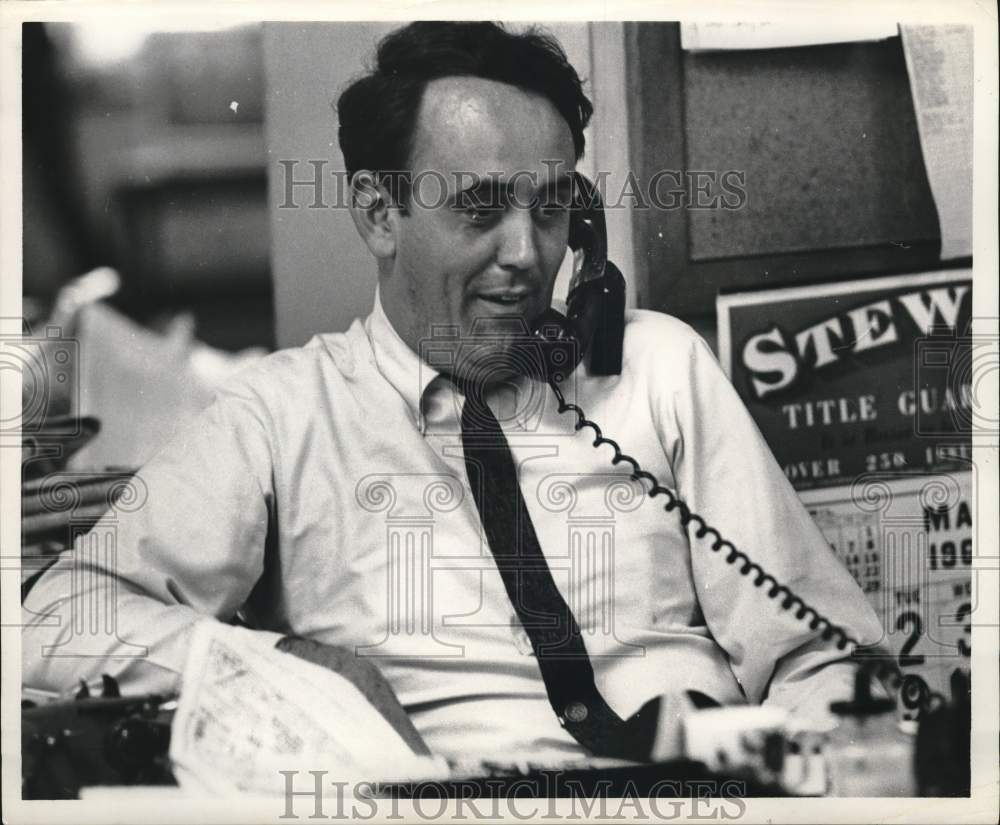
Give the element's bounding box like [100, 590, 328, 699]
[810, 507, 882, 596]
[800, 471, 974, 722]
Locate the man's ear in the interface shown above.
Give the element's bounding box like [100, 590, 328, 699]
[348, 171, 398, 260]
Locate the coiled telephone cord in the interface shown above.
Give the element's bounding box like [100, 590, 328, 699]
[548, 379, 902, 689]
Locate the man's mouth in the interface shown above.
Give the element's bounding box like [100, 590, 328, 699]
[475, 290, 535, 308]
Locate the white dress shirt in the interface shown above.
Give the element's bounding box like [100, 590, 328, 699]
[23, 291, 883, 762]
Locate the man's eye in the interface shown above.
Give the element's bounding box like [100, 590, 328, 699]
[458, 203, 503, 226]
[464, 206, 497, 225]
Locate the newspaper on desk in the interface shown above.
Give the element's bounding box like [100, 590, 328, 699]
[168, 621, 448, 796]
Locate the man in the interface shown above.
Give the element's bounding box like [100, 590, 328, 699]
[23, 22, 882, 764]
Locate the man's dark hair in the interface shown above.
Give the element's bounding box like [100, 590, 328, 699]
[337, 22, 593, 200]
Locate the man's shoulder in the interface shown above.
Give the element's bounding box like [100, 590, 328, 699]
[614, 310, 726, 402]
[214, 321, 369, 406]
[622, 308, 706, 358]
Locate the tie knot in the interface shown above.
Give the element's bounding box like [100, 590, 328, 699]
[460, 392, 503, 438]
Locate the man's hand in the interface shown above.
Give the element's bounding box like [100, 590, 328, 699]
[274, 636, 431, 755]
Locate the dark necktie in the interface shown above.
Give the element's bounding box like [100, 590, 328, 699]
[459, 390, 659, 760]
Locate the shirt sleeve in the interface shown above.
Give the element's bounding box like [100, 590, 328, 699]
[21, 379, 285, 698]
[659, 327, 884, 724]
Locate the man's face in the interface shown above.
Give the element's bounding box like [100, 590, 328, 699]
[378, 76, 577, 385]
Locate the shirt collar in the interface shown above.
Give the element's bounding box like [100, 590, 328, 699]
[365, 286, 444, 433]
[365, 286, 541, 435]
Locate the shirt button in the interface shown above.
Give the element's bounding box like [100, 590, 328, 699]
[510, 616, 533, 655]
[564, 701, 589, 723]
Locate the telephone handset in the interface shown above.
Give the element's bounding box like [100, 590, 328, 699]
[531, 174, 896, 686]
[530, 173, 626, 382]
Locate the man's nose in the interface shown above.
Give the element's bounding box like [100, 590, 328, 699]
[496, 209, 539, 272]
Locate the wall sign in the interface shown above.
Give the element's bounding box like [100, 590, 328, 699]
[718, 269, 973, 491]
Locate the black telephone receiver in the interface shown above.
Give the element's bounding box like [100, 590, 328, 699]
[532, 175, 895, 688]
[530, 173, 626, 382]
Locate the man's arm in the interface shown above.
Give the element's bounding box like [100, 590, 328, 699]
[22, 380, 280, 697]
[661, 328, 884, 723]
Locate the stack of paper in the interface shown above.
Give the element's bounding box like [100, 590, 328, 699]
[169, 622, 448, 796]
